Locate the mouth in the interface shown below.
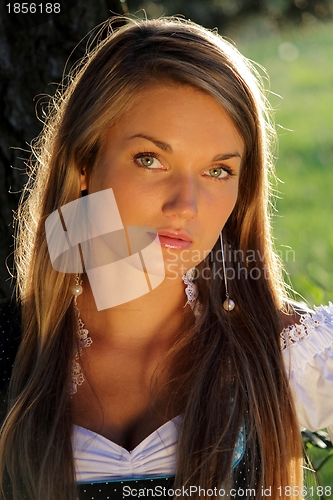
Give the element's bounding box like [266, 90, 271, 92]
[155, 229, 193, 250]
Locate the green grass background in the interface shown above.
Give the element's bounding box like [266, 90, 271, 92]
[231, 18, 333, 498]
[234, 18, 333, 308]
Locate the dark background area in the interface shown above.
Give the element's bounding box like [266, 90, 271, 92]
[1, 0, 332, 298]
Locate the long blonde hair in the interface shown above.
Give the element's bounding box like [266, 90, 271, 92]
[0, 17, 302, 500]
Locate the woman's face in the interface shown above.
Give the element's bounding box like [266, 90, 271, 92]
[82, 85, 244, 279]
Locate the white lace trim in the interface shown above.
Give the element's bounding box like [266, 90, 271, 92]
[71, 303, 93, 395]
[182, 268, 198, 310]
[280, 302, 333, 351]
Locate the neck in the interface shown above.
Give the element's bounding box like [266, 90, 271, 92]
[76, 276, 194, 350]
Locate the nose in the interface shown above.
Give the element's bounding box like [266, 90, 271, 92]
[162, 175, 198, 221]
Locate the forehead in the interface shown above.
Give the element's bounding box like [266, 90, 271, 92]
[103, 84, 244, 156]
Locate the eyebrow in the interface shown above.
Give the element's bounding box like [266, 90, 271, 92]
[212, 153, 241, 161]
[127, 134, 172, 153]
[127, 134, 242, 160]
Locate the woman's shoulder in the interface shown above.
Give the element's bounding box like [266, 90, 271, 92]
[279, 301, 333, 433]
[279, 300, 333, 351]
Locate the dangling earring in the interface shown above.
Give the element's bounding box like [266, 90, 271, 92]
[182, 267, 198, 310]
[220, 233, 235, 311]
[71, 275, 93, 395]
[71, 274, 83, 300]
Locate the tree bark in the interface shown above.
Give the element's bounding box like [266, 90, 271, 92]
[0, 0, 125, 298]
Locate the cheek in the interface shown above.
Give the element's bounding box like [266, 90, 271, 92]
[198, 195, 236, 255]
[225, 182, 239, 217]
[228, 186, 239, 216]
[89, 165, 131, 201]
[205, 184, 239, 223]
[111, 183, 158, 227]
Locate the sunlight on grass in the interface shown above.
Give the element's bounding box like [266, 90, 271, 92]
[232, 19, 333, 307]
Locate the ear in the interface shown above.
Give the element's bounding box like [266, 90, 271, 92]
[80, 167, 88, 192]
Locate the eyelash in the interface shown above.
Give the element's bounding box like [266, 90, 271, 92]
[132, 151, 163, 170]
[205, 166, 236, 181]
[132, 151, 236, 180]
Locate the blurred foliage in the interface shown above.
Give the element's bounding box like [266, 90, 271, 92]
[233, 20, 333, 307]
[124, 0, 333, 28]
[303, 430, 333, 499]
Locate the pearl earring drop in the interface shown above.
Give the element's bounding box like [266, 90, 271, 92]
[220, 232, 235, 311]
[223, 296, 235, 311]
[72, 275, 83, 298]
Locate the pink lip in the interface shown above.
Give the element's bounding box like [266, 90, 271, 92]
[158, 229, 192, 242]
[156, 229, 193, 250]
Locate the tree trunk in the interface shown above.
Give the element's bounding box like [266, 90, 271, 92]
[0, 0, 125, 298]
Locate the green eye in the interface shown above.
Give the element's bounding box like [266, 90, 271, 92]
[208, 167, 227, 179]
[140, 156, 155, 167]
[133, 152, 164, 171]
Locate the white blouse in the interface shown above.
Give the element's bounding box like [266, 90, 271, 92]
[281, 303, 333, 440]
[74, 303, 333, 483]
[73, 416, 181, 482]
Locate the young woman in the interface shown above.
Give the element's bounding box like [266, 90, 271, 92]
[1, 17, 333, 500]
